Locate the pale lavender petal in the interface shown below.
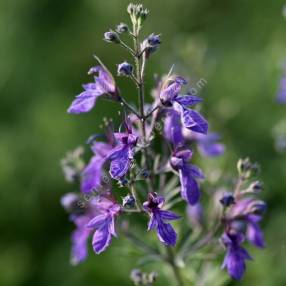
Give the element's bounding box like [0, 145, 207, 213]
[175, 95, 203, 106]
[81, 156, 105, 193]
[198, 142, 225, 157]
[180, 108, 208, 134]
[92, 224, 112, 254]
[89, 65, 116, 94]
[71, 227, 90, 265]
[246, 222, 265, 248]
[108, 146, 131, 179]
[86, 213, 109, 229]
[67, 92, 98, 114]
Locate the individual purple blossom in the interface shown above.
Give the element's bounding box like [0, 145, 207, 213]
[143, 192, 180, 246]
[277, 72, 286, 103]
[221, 233, 252, 280]
[61, 193, 121, 262]
[106, 119, 138, 180]
[68, 65, 117, 114]
[229, 198, 266, 248]
[61, 193, 95, 265]
[220, 196, 266, 279]
[86, 196, 121, 254]
[170, 149, 204, 205]
[81, 140, 114, 194]
[160, 76, 208, 135]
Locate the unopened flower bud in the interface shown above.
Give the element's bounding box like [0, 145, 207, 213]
[122, 194, 135, 208]
[219, 192, 235, 207]
[119, 177, 129, 187]
[116, 22, 129, 33]
[249, 180, 263, 193]
[237, 157, 259, 179]
[127, 3, 149, 28]
[141, 33, 161, 58]
[104, 30, 120, 43]
[141, 169, 150, 178]
[117, 61, 133, 76]
[130, 269, 142, 285]
[148, 272, 158, 283]
[148, 33, 161, 46]
[60, 147, 85, 183]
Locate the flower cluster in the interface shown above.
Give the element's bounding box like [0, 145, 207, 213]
[61, 3, 266, 285]
[220, 158, 266, 280]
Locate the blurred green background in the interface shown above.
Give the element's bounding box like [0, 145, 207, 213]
[1, 0, 286, 285]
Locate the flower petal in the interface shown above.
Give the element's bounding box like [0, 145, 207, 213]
[156, 220, 177, 246]
[92, 224, 112, 254]
[108, 146, 132, 179]
[81, 156, 106, 193]
[158, 210, 181, 221]
[179, 168, 201, 205]
[175, 95, 203, 106]
[67, 92, 98, 114]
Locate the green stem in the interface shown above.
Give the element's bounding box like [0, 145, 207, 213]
[132, 23, 154, 192]
[131, 183, 143, 212]
[166, 248, 185, 286]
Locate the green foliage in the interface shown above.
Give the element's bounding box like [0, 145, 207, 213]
[0, 0, 286, 285]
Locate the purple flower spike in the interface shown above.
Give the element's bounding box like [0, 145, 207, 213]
[143, 192, 180, 246]
[221, 233, 252, 280]
[170, 149, 204, 205]
[220, 195, 266, 279]
[87, 197, 121, 254]
[68, 65, 117, 114]
[160, 76, 208, 135]
[277, 73, 286, 104]
[106, 119, 138, 180]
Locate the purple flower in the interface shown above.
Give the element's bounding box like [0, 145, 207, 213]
[61, 193, 95, 265]
[86, 196, 121, 254]
[170, 149, 204, 205]
[68, 65, 117, 114]
[229, 198, 266, 248]
[221, 233, 252, 280]
[81, 141, 113, 194]
[61, 193, 121, 263]
[106, 119, 138, 180]
[160, 76, 208, 135]
[220, 196, 266, 279]
[277, 73, 286, 104]
[184, 130, 225, 157]
[143, 193, 180, 246]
